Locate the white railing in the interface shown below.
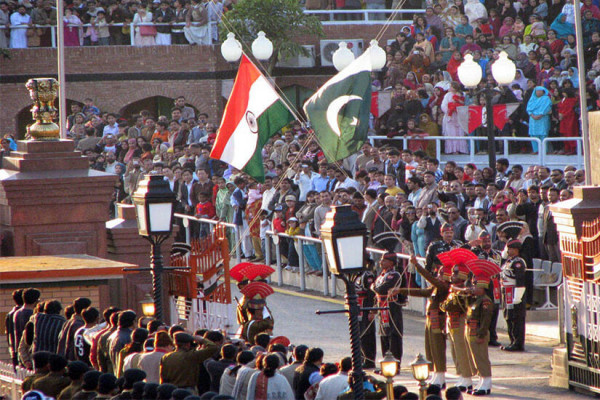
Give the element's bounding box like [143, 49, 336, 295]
[174, 213, 425, 297]
[0, 361, 33, 400]
[368, 135, 584, 170]
[0, 21, 217, 48]
[304, 8, 423, 24]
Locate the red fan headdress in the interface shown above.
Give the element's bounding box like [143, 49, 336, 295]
[230, 262, 254, 282]
[241, 264, 275, 281]
[269, 336, 291, 347]
[436, 252, 455, 267]
[465, 259, 502, 288]
[447, 248, 478, 265]
[240, 281, 274, 302]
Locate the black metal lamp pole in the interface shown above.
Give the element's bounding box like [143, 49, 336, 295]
[342, 275, 365, 400]
[484, 87, 496, 174]
[147, 235, 168, 322]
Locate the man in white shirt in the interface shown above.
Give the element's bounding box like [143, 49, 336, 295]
[315, 357, 351, 400]
[102, 113, 119, 137]
[294, 163, 318, 202]
[334, 170, 360, 191]
[260, 176, 276, 213]
[104, 151, 118, 174]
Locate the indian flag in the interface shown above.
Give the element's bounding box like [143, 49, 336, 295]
[211, 55, 294, 182]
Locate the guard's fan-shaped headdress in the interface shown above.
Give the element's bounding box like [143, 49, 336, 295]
[240, 281, 274, 301]
[447, 248, 478, 265]
[230, 263, 275, 282]
[436, 252, 455, 267]
[269, 336, 291, 347]
[443, 263, 471, 280]
[497, 221, 525, 240]
[229, 262, 253, 282]
[465, 259, 502, 287]
[242, 264, 275, 281]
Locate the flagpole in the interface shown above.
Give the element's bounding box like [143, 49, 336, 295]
[243, 51, 304, 122]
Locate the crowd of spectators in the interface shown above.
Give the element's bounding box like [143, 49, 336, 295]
[1, 0, 597, 155]
[7, 289, 466, 400]
[33, 91, 583, 286]
[0, 0, 225, 48]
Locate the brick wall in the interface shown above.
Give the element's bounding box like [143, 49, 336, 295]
[0, 282, 109, 363]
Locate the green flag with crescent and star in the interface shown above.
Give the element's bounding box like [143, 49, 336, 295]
[303, 48, 372, 162]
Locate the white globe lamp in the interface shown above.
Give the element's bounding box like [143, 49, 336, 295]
[457, 54, 483, 88]
[491, 51, 516, 85]
[251, 31, 273, 61]
[332, 42, 355, 71]
[221, 32, 243, 62]
[369, 39, 387, 71]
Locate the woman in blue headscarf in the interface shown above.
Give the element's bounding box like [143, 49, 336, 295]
[526, 86, 553, 153]
[550, 13, 575, 39]
[568, 66, 580, 88]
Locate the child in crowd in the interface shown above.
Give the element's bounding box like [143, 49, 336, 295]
[195, 192, 216, 237]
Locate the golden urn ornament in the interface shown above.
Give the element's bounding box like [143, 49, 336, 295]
[25, 78, 60, 140]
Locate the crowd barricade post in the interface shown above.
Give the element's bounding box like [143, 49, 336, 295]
[298, 237, 306, 291]
[274, 233, 283, 286]
[322, 245, 330, 296]
[0, 361, 33, 400]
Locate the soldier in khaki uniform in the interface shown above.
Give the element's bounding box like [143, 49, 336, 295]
[441, 263, 476, 393]
[21, 351, 51, 393]
[465, 272, 494, 396]
[31, 354, 70, 399]
[159, 332, 220, 392]
[395, 254, 449, 388]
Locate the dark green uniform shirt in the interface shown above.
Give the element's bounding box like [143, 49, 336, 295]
[159, 340, 219, 387]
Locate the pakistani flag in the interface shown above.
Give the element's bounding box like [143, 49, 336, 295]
[211, 55, 294, 182]
[304, 48, 372, 162]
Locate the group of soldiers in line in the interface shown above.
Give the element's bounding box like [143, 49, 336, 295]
[354, 221, 528, 397]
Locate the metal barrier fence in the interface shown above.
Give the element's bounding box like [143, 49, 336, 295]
[0, 361, 33, 400]
[174, 213, 425, 298]
[1, 21, 217, 48]
[369, 135, 584, 169]
[1, 8, 422, 49]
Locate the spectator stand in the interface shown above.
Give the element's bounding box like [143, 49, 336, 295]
[167, 222, 235, 334]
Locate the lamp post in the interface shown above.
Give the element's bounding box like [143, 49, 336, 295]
[457, 51, 516, 172]
[380, 351, 399, 400]
[320, 205, 368, 400]
[410, 354, 432, 400]
[220, 31, 273, 63]
[132, 174, 176, 323]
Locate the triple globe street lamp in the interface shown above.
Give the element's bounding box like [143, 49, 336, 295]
[457, 51, 516, 172]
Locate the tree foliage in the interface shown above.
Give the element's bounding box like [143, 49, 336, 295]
[219, 0, 324, 72]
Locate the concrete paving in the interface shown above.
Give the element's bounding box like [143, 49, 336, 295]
[262, 285, 589, 399]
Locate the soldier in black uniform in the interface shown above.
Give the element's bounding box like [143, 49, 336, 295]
[500, 239, 527, 352]
[471, 230, 502, 347]
[356, 258, 377, 368]
[425, 223, 464, 273]
[370, 252, 406, 364]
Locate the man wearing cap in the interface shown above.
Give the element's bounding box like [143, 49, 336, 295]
[464, 275, 494, 396]
[443, 264, 475, 392]
[500, 240, 527, 352]
[425, 223, 463, 273]
[370, 252, 406, 363]
[355, 258, 377, 368]
[159, 331, 220, 391]
[241, 300, 274, 345]
[471, 231, 502, 347]
[395, 255, 450, 388]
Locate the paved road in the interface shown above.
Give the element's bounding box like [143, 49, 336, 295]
[260, 286, 588, 400]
